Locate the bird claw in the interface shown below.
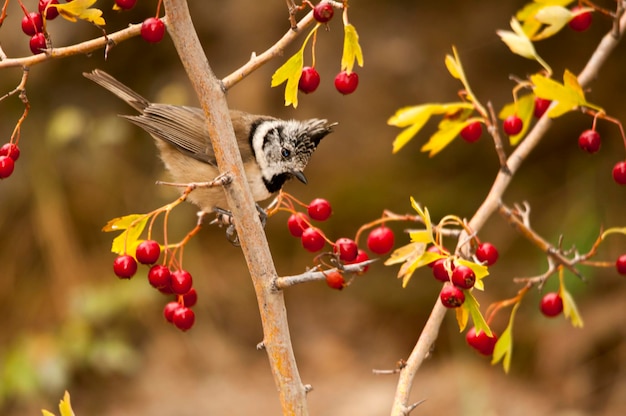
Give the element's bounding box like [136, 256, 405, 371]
[212, 205, 268, 246]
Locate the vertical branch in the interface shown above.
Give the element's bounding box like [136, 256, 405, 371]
[162, 1, 308, 415]
[390, 10, 626, 416]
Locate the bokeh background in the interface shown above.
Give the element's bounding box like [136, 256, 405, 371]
[1, 0, 626, 415]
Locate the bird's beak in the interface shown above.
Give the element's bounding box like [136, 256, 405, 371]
[292, 170, 308, 184]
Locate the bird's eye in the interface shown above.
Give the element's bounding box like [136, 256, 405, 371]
[281, 148, 291, 158]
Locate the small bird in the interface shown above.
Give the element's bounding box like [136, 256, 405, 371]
[83, 69, 335, 213]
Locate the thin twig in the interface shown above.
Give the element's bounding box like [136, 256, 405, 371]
[274, 259, 377, 290]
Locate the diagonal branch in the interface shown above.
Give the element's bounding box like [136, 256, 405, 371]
[390, 10, 626, 416]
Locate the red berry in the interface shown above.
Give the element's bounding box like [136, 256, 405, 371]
[569, 7, 592, 32]
[313, 1, 334, 23]
[346, 249, 370, 274]
[612, 161, 626, 185]
[503, 115, 523, 135]
[451, 265, 476, 289]
[287, 213, 310, 237]
[38, 0, 59, 20]
[540, 292, 563, 317]
[21, 12, 43, 36]
[113, 254, 137, 279]
[466, 327, 498, 356]
[325, 271, 345, 290]
[440, 285, 465, 308]
[135, 240, 161, 265]
[170, 270, 193, 295]
[367, 226, 395, 255]
[172, 306, 195, 331]
[426, 246, 445, 267]
[301, 227, 326, 252]
[460, 121, 482, 143]
[431, 259, 450, 282]
[148, 265, 171, 289]
[334, 71, 359, 95]
[0, 156, 15, 179]
[334, 238, 358, 262]
[615, 254, 626, 275]
[182, 287, 198, 307]
[298, 66, 321, 94]
[578, 129, 601, 154]
[533, 97, 551, 118]
[476, 242, 499, 266]
[141, 17, 166, 43]
[115, 0, 137, 10]
[29, 33, 46, 54]
[163, 301, 181, 323]
[307, 198, 332, 221]
[0, 143, 20, 161]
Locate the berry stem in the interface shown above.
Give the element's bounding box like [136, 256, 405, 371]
[155, 0, 164, 17]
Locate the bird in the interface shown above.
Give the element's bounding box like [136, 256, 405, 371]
[83, 69, 336, 213]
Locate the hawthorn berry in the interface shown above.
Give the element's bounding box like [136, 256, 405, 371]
[325, 271, 345, 290]
[313, 1, 334, 23]
[476, 242, 499, 266]
[367, 226, 395, 255]
[466, 327, 498, 356]
[0, 156, 15, 179]
[432, 259, 450, 282]
[533, 97, 551, 118]
[426, 246, 445, 267]
[578, 129, 601, 154]
[298, 66, 321, 94]
[0, 143, 20, 161]
[346, 249, 370, 274]
[163, 301, 181, 323]
[172, 306, 195, 331]
[287, 213, 310, 237]
[38, 0, 59, 20]
[440, 284, 465, 308]
[182, 287, 198, 307]
[301, 227, 326, 252]
[334, 71, 359, 95]
[569, 7, 592, 32]
[115, 0, 137, 10]
[141, 17, 166, 43]
[503, 115, 523, 136]
[612, 161, 626, 185]
[113, 254, 137, 279]
[307, 198, 332, 221]
[135, 240, 161, 265]
[170, 270, 193, 295]
[615, 254, 626, 275]
[29, 33, 47, 54]
[460, 121, 482, 143]
[333, 238, 358, 262]
[451, 265, 475, 289]
[21, 12, 43, 36]
[148, 264, 171, 289]
[540, 292, 563, 317]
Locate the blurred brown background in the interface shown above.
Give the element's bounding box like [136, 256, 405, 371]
[1, 0, 626, 415]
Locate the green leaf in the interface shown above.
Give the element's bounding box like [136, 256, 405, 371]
[53, 0, 105, 26]
[560, 283, 584, 328]
[498, 93, 535, 145]
[491, 301, 520, 373]
[341, 24, 364, 73]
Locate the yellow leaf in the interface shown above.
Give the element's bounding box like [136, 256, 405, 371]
[52, 0, 105, 26]
[456, 258, 489, 291]
[531, 5, 572, 40]
[516, 0, 575, 38]
[455, 302, 469, 332]
[498, 93, 535, 145]
[601, 227, 626, 239]
[420, 119, 466, 157]
[559, 278, 584, 328]
[102, 214, 146, 232]
[410, 198, 436, 243]
[391, 123, 423, 154]
[491, 300, 520, 373]
[341, 24, 364, 74]
[497, 18, 552, 75]
[59, 391, 75, 416]
[42, 411, 56, 416]
[531, 70, 603, 118]
[464, 290, 492, 336]
[444, 47, 486, 114]
[105, 215, 149, 255]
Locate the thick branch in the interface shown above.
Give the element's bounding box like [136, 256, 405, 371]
[390, 10, 626, 416]
[162, 1, 308, 415]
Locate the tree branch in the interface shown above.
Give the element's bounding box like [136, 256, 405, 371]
[390, 10, 626, 416]
[162, 1, 308, 414]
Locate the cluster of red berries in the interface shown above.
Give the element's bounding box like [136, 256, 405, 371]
[430, 242, 499, 309]
[297, 2, 359, 96]
[286, 198, 395, 289]
[112, 240, 196, 331]
[0, 143, 20, 179]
